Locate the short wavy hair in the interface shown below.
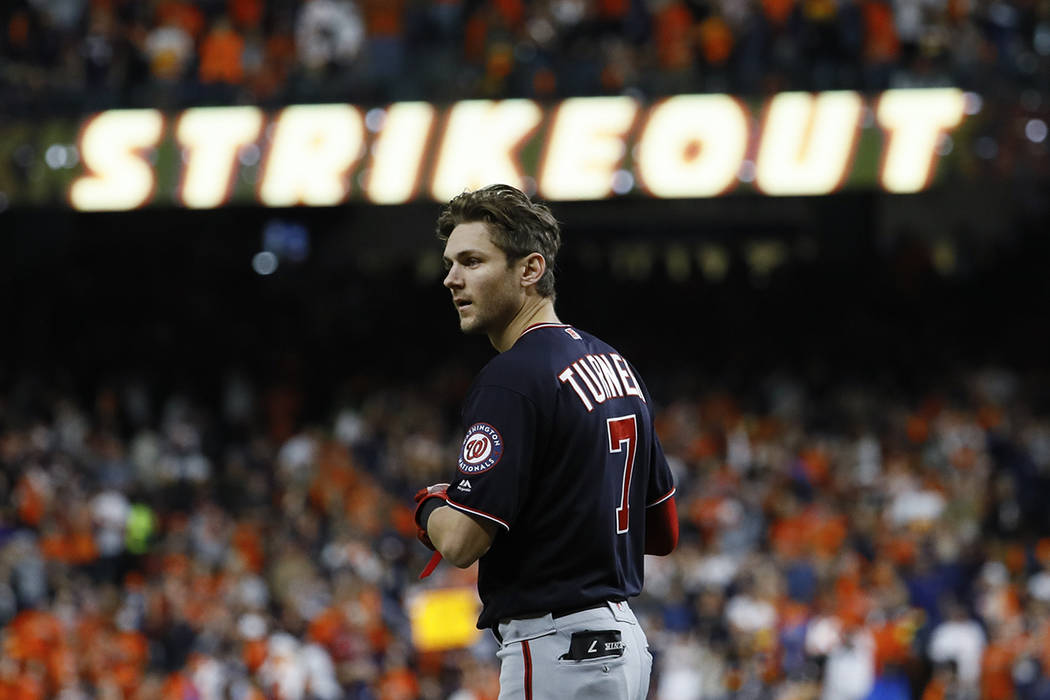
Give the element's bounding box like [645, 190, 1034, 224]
[436, 184, 561, 298]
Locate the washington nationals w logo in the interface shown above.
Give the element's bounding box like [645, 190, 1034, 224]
[458, 422, 504, 474]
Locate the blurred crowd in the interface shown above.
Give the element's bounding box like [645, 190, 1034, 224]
[2, 361, 1050, 699]
[2, 0, 1050, 116]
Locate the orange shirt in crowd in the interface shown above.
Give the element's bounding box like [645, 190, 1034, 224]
[111, 630, 150, 695]
[654, 2, 695, 71]
[982, 635, 1025, 700]
[199, 22, 245, 84]
[798, 447, 831, 486]
[699, 15, 733, 66]
[41, 527, 98, 565]
[15, 473, 47, 526]
[834, 572, 871, 626]
[862, 0, 899, 62]
[464, 13, 488, 63]
[598, 0, 630, 19]
[229, 0, 262, 29]
[232, 520, 265, 572]
[161, 672, 197, 700]
[492, 0, 524, 28]
[812, 511, 848, 557]
[872, 616, 918, 673]
[762, 0, 796, 26]
[308, 606, 346, 649]
[242, 639, 268, 672]
[921, 677, 948, 700]
[248, 31, 296, 99]
[363, 0, 404, 36]
[0, 671, 45, 700]
[7, 611, 62, 663]
[7, 11, 30, 51]
[378, 666, 420, 700]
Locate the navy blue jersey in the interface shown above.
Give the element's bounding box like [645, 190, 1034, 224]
[444, 323, 676, 629]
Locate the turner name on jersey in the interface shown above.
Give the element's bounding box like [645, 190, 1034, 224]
[557, 352, 645, 411]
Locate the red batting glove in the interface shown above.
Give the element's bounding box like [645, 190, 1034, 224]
[413, 483, 449, 580]
[413, 483, 449, 551]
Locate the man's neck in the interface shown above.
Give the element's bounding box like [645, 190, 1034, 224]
[490, 296, 560, 352]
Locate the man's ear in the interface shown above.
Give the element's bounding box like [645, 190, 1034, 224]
[520, 252, 546, 288]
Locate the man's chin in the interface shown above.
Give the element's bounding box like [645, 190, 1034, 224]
[459, 317, 485, 334]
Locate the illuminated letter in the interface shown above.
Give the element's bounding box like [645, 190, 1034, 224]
[636, 95, 748, 198]
[70, 110, 164, 211]
[755, 91, 863, 196]
[539, 96, 638, 201]
[877, 88, 965, 193]
[259, 104, 364, 206]
[430, 100, 542, 201]
[176, 106, 263, 209]
[366, 102, 435, 204]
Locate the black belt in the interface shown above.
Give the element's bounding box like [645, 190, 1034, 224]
[552, 598, 625, 619]
[493, 599, 627, 642]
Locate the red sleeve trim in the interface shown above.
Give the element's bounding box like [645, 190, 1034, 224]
[445, 497, 511, 531]
[646, 487, 676, 508]
[645, 494, 678, 556]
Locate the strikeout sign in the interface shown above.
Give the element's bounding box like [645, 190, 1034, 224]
[68, 88, 968, 211]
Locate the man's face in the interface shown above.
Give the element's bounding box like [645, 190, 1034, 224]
[442, 222, 523, 336]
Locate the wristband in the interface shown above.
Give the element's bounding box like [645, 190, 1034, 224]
[418, 497, 444, 531]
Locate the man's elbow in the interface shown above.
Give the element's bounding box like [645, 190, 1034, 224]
[429, 508, 495, 567]
[437, 535, 489, 568]
[443, 544, 482, 568]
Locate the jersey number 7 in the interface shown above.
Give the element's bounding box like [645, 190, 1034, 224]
[607, 414, 638, 534]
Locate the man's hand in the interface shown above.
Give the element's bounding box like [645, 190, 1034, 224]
[413, 483, 450, 550]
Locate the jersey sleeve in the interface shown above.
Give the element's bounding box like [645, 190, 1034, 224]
[444, 383, 537, 532]
[645, 432, 676, 508]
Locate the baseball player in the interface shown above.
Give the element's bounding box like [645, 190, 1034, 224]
[413, 184, 679, 700]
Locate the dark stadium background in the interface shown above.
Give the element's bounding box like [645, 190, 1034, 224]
[7, 181, 1049, 417]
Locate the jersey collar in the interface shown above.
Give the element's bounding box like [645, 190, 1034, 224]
[518, 322, 571, 339]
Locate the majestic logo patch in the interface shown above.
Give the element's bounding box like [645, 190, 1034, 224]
[458, 423, 503, 474]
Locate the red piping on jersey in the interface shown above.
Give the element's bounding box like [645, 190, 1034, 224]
[518, 322, 571, 339]
[522, 640, 533, 700]
[445, 497, 511, 531]
[646, 487, 676, 508]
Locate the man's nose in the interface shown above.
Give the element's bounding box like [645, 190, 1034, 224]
[443, 265, 460, 289]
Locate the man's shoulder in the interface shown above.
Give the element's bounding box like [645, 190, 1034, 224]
[471, 325, 590, 390]
[475, 342, 544, 388]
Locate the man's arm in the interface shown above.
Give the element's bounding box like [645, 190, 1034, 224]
[426, 505, 498, 567]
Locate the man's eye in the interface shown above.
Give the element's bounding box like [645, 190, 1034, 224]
[466, 258, 480, 266]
